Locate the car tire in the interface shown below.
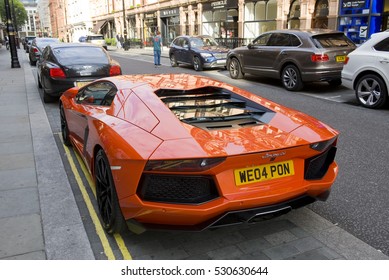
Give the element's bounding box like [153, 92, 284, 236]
[59, 102, 71, 146]
[328, 79, 342, 87]
[30, 59, 36, 66]
[229, 58, 244, 79]
[193, 56, 203, 71]
[95, 149, 125, 234]
[43, 90, 56, 103]
[37, 73, 42, 88]
[281, 65, 303, 91]
[170, 54, 178, 67]
[355, 74, 388, 109]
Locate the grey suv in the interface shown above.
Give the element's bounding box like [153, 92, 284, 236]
[227, 29, 356, 91]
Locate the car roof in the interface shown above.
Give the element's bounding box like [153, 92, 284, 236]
[263, 29, 345, 37]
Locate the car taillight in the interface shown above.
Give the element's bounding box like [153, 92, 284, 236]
[344, 56, 349, 64]
[109, 65, 121, 76]
[311, 54, 329, 62]
[32, 47, 39, 53]
[144, 158, 226, 172]
[49, 68, 66, 78]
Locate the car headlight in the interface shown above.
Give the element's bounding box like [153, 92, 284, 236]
[200, 53, 213, 58]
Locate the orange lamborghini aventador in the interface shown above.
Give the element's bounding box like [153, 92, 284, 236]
[59, 74, 339, 234]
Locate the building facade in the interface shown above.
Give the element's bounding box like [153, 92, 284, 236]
[50, 0, 389, 46]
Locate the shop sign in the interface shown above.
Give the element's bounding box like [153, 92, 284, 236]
[160, 8, 180, 18]
[145, 13, 156, 19]
[212, 0, 227, 9]
[342, 0, 367, 9]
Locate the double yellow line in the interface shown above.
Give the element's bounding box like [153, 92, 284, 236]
[61, 138, 132, 260]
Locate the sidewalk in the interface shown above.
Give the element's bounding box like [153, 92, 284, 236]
[0, 46, 387, 260]
[0, 47, 94, 259]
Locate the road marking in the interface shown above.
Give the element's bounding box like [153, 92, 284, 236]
[73, 151, 133, 260]
[63, 143, 116, 260]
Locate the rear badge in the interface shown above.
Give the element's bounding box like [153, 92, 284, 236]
[262, 151, 286, 162]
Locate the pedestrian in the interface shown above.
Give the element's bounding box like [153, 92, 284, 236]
[153, 31, 163, 67]
[116, 34, 121, 49]
[120, 35, 124, 49]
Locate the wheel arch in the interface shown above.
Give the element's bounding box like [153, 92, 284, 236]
[353, 70, 389, 92]
[280, 61, 301, 79]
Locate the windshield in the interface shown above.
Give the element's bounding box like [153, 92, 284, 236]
[312, 34, 356, 48]
[190, 37, 219, 48]
[54, 46, 109, 65]
[89, 35, 104, 40]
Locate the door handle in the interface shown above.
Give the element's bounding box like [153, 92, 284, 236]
[379, 59, 389, 64]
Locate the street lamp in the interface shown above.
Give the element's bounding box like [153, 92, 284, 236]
[4, 0, 20, 68]
[122, 0, 128, 50]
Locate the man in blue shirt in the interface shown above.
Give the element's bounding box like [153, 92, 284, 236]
[153, 31, 163, 67]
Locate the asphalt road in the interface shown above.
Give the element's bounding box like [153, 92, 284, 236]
[36, 52, 389, 257]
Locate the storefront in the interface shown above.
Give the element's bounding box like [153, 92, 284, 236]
[338, 0, 384, 44]
[202, 0, 238, 39]
[244, 0, 277, 39]
[143, 12, 158, 46]
[160, 8, 180, 45]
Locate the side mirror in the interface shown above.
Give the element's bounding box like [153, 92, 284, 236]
[247, 43, 253, 49]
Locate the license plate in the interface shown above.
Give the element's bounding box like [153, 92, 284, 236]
[75, 81, 91, 88]
[234, 160, 295, 186]
[335, 55, 346, 62]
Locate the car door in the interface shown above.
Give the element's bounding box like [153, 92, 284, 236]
[68, 82, 117, 155]
[242, 33, 272, 75]
[181, 38, 192, 65]
[371, 37, 389, 77]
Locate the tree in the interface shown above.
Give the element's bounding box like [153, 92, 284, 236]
[0, 0, 28, 31]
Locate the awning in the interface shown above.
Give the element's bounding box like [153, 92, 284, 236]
[91, 20, 108, 34]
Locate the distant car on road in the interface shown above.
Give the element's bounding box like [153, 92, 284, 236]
[37, 43, 121, 103]
[341, 31, 389, 109]
[60, 73, 339, 234]
[29, 37, 60, 66]
[24, 36, 36, 53]
[169, 35, 229, 71]
[86, 34, 107, 50]
[227, 29, 356, 91]
[78, 36, 87, 43]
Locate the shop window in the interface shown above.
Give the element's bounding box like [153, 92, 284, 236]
[288, 0, 301, 29]
[255, 2, 266, 20]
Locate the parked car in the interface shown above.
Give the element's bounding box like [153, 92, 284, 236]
[60, 73, 339, 234]
[86, 34, 107, 50]
[78, 36, 87, 43]
[341, 31, 389, 109]
[29, 37, 60, 66]
[169, 35, 229, 71]
[24, 36, 36, 53]
[37, 43, 121, 103]
[227, 29, 356, 91]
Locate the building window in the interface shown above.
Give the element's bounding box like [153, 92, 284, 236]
[244, 0, 277, 39]
[287, 0, 301, 29]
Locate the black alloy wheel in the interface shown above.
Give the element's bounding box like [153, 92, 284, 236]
[95, 149, 125, 234]
[281, 65, 303, 91]
[170, 54, 178, 67]
[229, 58, 244, 79]
[59, 103, 71, 146]
[193, 56, 203, 71]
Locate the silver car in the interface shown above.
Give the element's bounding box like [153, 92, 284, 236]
[227, 29, 356, 91]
